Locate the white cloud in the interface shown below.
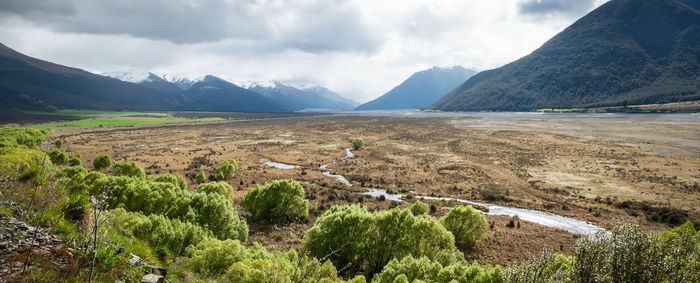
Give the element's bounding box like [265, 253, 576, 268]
[0, 0, 607, 103]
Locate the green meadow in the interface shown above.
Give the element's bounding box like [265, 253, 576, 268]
[24, 110, 223, 130]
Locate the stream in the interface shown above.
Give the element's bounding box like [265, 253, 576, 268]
[261, 148, 605, 235]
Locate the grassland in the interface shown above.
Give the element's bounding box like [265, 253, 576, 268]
[23, 110, 223, 130]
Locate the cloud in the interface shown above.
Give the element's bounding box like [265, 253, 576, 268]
[0, 0, 380, 53]
[518, 0, 598, 17]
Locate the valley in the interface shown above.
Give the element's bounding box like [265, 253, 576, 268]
[50, 113, 700, 265]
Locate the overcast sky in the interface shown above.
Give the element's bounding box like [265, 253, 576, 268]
[0, 0, 607, 103]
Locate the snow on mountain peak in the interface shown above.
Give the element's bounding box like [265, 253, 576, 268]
[102, 70, 153, 83]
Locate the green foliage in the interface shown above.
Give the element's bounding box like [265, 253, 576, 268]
[409, 201, 429, 215]
[54, 139, 64, 148]
[149, 173, 187, 191]
[505, 251, 573, 283]
[0, 127, 48, 149]
[0, 147, 52, 176]
[186, 238, 255, 277]
[215, 158, 238, 180]
[61, 193, 90, 222]
[113, 161, 145, 178]
[195, 181, 233, 198]
[373, 255, 503, 283]
[93, 154, 112, 170]
[195, 170, 206, 183]
[352, 138, 365, 150]
[67, 154, 81, 166]
[302, 205, 462, 277]
[657, 222, 700, 282]
[440, 205, 488, 250]
[242, 179, 308, 222]
[109, 208, 211, 256]
[48, 149, 68, 165]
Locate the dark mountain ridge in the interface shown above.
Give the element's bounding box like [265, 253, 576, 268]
[431, 0, 700, 111]
[356, 66, 476, 110]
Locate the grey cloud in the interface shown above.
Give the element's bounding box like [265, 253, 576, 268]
[518, 0, 597, 16]
[0, 0, 380, 53]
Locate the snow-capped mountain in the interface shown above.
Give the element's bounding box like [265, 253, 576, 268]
[162, 75, 207, 90]
[102, 70, 155, 83]
[244, 81, 357, 111]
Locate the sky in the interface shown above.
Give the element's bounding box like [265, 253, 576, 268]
[0, 0, 607, 103]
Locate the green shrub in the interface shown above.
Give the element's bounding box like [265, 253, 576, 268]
[195, 170, 206, 183]
[48, 149, 69, 165]
[0, 148, 52, 176]
[67, 154, 81, 167]
[149, 173, 187, 191]
[352, 138, 365, 150]
[440, 205, 488, 250]
[61, 193, 90, 222]
[0, 127, 48, 148]
[505, 251, 573, 283]
[302, 205, 462, 277]
[93, 154, 112, 170]
[215, 158, 238, 180]
[373, 255, 503, 283]
[113, 161, 145, 178]
[409, 200, 429, 215]
[54, 139, 64, 148]
[195, 181, 233, 198]
[109, 208, 211, 256]
[241, 179, 308, 222]
[187, 239, 254, 277]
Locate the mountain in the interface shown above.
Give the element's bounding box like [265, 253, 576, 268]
[431, 0, 700, 111]
[104, 71, 184, 94]
[180, 76, 285, 112]
[355, 66, 477, 110]
[0, 43, 184, 111]
[246, 81, 356, 111]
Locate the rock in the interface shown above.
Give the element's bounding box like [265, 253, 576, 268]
[140, 274, 164, 283]
[128, 254, 142, 266]
[114, 246, 126, 256]
[148, 265, 167, 277]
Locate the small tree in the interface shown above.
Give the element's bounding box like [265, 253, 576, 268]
[440, 205, 488, 250]
[48, 149, 68, 165]
[410, 200, 429, 215]
[352, 138, 365, 150]
[113, 161, 145, 178]
[68, 154, 81, 167]
[93, 154, 112, 170]
[241, 179, 308, 222]
[195, 170, 207, 183]
[215, 158, 238, 180]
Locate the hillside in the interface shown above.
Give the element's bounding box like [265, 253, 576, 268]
[355, 66, 476, 110]
[0, 43, 185, 111]
[431, 0, 700, 111]
[179, 76, 286, 112]
[247, 81, 356, 111]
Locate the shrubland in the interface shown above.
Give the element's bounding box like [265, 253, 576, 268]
[242, 179, 308, 222]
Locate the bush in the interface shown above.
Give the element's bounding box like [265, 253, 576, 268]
[302, 205, 462, 277]
[373, 255, 503, 283]
[93, 154, 112, 170]
[48, 149, 68, 165]
[241, 179, 308, 222]
[0, 148, 52, 176]
[352, 138, 365, 150]
[110, 208, 211, 256]
[0, 127, 48, 149]
[187, 239, 255, 277]
[113, 161, 145, 178]
[505, 251, 573, 283]
[195, 181, 233, 198]
[61, 193, 90, 222]
[409, 201, 429, 215]
[67, 154, 81, 167]
[55, 139, 64, 148]
[149, 173, 187, 191]
[215, 158, 238, 180]
[195, 170, 206, 183]
[440, 205, 488, 250]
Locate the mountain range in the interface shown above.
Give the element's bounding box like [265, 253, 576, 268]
[431, 0, 700, 111]
[355, 66, 476, 111]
